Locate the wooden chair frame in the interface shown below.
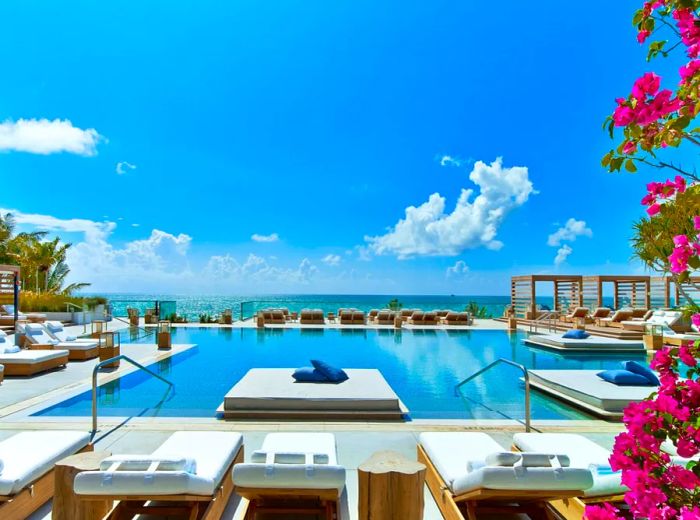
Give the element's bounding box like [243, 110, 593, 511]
[79, 444, 244, 520]
[236, 486, 340, 520]
[0, 444, 93, 520]
[418, 444, 584, 520]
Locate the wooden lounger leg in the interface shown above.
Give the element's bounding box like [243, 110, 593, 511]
[464, 501, 477, 520]
[244, 499, 257, 520]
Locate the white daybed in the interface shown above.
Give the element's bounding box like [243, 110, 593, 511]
[219, 368, 407, 420]
[524, 333, 644, 352]
[529, 370, 657, 418]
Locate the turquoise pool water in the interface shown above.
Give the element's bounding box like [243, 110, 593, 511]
[33, 328, 646, 420]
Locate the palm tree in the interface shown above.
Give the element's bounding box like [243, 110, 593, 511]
[45, 259, 90, 295]
[464, 301, 491, 319]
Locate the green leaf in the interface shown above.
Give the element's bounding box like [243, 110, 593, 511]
[610, 157, 624, 172]
[689, 255, 700, 269]
[601, 151, 613, 167]
[625, 159, 638, 173]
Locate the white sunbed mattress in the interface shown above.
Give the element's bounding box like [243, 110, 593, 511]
[529, 370, 656, 415]
[513, 433, 625, 497]
[0, 349, 69, 364]
[223, 368, 405, 414]
[0, 430, 91, 496]
[74, 431, 243, 496]
[232, 433, 346, 491]
[525, 334, 643, 350]
[419, 432, 593, 496]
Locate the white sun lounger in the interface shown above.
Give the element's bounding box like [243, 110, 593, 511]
[21, 322, 98, 360]
[529, 370, 657, 418]
[0, 430, 92, 520]
[0, 330, 68, 376]
[232, 433, 346, 520]
[44, 321, 99, 360]
[74, 431, 244, 520]
[418, 432, 593, 520]
[512, 433, 626, 520]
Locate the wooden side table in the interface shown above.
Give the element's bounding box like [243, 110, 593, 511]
[53, 450, 113, 520]
[358, 450, 425, 520]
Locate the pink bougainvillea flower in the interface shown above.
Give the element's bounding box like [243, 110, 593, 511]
[680, 60, 700, 83]
[638, 29, 651, 44]
[693, 216, 700, 230]
[647, 203, 662, 216]
[691, 313, 700, 329]
[632, 72, 661, 99]
[679, 345, 698, 367]
[585, 503, 623, 520]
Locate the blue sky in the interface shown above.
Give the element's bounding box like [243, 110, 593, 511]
[0, 1, 686, 294]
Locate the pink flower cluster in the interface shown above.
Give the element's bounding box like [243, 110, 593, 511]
[613, 72, 682, 127]
[640, 175, 686, 215]
[674, 8, 700, 58]
[585, 340, 700, 520]
[669, 234, 700, 273]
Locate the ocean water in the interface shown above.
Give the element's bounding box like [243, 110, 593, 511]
[100, 293, 526, 321]
[34, 327, 646, 420]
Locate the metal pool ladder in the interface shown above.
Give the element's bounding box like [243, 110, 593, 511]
[454, 358, 532, 432]
[91, 355, 174, 438]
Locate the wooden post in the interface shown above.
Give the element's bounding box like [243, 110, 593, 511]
[358, 450, 425, 520]
[597, 278, 603, 308]
[53, 450, 112, 520]
[613, 281, 619, 310]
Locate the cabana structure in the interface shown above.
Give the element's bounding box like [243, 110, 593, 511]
[510, 275, 583, 319]
[581, 275, 650, 310]
[0, 265, 20, 323]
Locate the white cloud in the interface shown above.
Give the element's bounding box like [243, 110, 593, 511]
[131, 223, 140, 227]
[322, 254, 341, 266]
[116, 161, 136, 175]
[439, 155, 462, 167]
[547, 218, 593, 247]
[446, 260, 469, 278]
[554, 244, 573, 266]
[204, 254, 317, 285]
[365, 158, 536, 259]
[0, 118, 103, 156]
[251, 233, 279, 243]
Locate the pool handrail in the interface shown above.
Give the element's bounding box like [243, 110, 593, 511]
[91, 355, 174, 438]
[454, 358, 531, 432]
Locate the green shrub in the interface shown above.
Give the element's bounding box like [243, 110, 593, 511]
[18, 292, 108, 313]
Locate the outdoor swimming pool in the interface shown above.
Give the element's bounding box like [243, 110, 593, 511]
[33, 327, 647, 420]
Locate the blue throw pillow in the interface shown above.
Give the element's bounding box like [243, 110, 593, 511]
[597, 369, 654, 386]
[562, 329, 590, 339]
[623, 360, 660, 386]
[292, 367, 329, 382]
[311, 359, 349, 382]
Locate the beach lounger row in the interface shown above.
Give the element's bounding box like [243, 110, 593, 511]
[339, 309, 366, 324]
[4, 428, 656, 520]
[299, 308, 325, 324]
[0, 330, 69, 376]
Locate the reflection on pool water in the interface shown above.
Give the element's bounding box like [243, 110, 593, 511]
[33, 327, 647, 420]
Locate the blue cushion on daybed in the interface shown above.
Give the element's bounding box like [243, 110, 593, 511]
[623, 360, 660, 386]
[562, 329, 590, 339]
[311, 359, 349, 382]
[292, 367, 329, 382]
[597, 369, 654, 386]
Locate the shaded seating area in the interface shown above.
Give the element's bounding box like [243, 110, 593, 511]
[375, 309, 396, 325]
[258, 309, 286, 325]
[410, 311, 438, 325]
[339, 309, 366, 325]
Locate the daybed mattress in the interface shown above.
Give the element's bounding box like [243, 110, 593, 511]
[221, 368, 406, 419]
[0, 349, 69, 364]
[525, 334, 643, 351]
[529, 370, 656, 416]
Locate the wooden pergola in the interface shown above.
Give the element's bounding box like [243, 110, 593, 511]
[0, 265, 20, 321]
[581, 275, 651, 310]
[510, 275, 583, 319]
[651, 275, 700, 308]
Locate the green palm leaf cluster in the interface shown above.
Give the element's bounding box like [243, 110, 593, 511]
[0, 212, 90, 295]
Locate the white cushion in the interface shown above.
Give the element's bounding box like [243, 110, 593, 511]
[0, 349, 68, 364]
[99, 456, 197, 474]
[512, 433, 625, 497]
[0, 330, 6, 338]
[420, 432, 592, 495]
[74, 431, 243, 496]
[232, 433, 345, 492]
[45, 321, 63, 332]
[57, 342, 97, 351]
[0, 431, 90, 495]
[0, 345, 20, 354]
[484, 452, 570, 468]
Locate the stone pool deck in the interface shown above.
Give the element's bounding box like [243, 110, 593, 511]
[1, 320, 624, 519]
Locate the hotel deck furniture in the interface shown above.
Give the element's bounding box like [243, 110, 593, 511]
[74, 431, 243, 520]
[0, 431, 92, 520]
[419, 432, 592, 520]
[232, 433, 345, 520]
[358, 450, 425, 520]
[53, 450, 112, 520]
